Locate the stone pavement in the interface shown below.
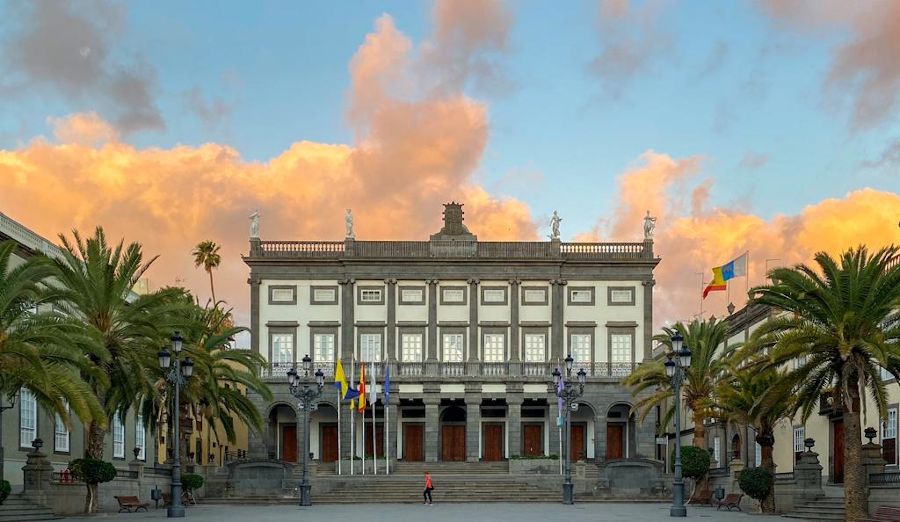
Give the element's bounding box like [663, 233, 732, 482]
[60, 503, 786, 521]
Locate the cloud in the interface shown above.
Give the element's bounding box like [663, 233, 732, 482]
[738, 151, 769, 170]
[862, 139, 900, 169]
[4, 1, 163, 134]
[580, 150, 900, 324]
[47, 112, 119, 146]
[699, 40, 728, 77]
[759, 0, 900, 130]
[183, 87, 232, 129]
[588, 0, 673, 96]
[1, 13, 536, 329]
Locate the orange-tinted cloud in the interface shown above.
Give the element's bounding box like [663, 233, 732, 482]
[582, 150, 900, 324]
[48, 111, 119, 146]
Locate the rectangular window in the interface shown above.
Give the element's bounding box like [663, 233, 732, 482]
[113, 414, 125, 459]
[313, 333, 335, 363]
[713, 436, 721, 466]
[360, 289, 382, 303]
[754, 441, 762, 467]
[570, 334, 591, 367]
[19, 388, 36, 448]
[793, 426, 805, 462]
[135, 416, 146, 460]
[54, 402, 70, 453]
[524, 334, 546, 362]
[608, 287, 635, 305]
[883, 407, 897, 465]
[441, 288, 465, 304]
[483, 334, 505, 362]
[882, 367, 895, 381]
[401, 333, 423, 362]
[359, 333, 382, 362]
[442, 333, 464, 362]
[610, 334, 632, 363]
[399, 288, 424, 304]
[481, 287, 507, 305]
[522, 287, 547, 305]
[271, 333, 294, 364]
[311, 287, 337, 304]
[269, 286, 296, 304]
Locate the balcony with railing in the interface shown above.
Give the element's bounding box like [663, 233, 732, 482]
[259, 360, 639, 383]
[249, 238, 654, 262]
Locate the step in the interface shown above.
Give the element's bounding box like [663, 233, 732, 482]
[782, 515, 844, 521]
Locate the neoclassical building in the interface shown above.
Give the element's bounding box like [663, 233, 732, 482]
[243, 203, 660, 466]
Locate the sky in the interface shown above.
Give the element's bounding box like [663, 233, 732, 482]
[1, 0, 899, 336]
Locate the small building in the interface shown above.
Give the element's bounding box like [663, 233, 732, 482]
[242, 203, 661, 465]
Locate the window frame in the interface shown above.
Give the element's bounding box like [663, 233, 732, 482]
[357, 285, 386, 305]
[19, 388, 37, 450]
[268, 326, 297, 366]
[793, 425, 805, 462]
[568, 329, 594, 368]
[608, 327, 636, 365]
[441, 330, 466, 362]
[607, 286, 636, 306]
[567, 286, 595, 306]
[135, 414, 146, 461]
[310, 328, 338, 364]
[480, 286, 509, 306]
[112, 413, 126, 460]
[440, 286, 468, 306]
[523, 331, 547, 363]
[309, 285, 339, 305]
[520, 286, 549, 306]
[399, 329, 425, 362]
[398, 286, 426, 305]
[481, 329, 507, 362]
[358, 329, 384, 362]
[54, 402, 71, 454]
[267, 285, 297, 305]
[883, 406, 898, 466]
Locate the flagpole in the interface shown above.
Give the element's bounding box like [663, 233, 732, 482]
[337, 385, 342, 476]
[371, 362, 377, 475]
[385, 400, 390, 475]
[745, 250, 750, 303]
[350, 360, 355, 476]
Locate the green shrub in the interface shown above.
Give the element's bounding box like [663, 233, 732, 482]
[182, 474, 204, 492]
[0, 479, 11, 505]
[68, 458, 117, 485]
[670, 446, 711, 479]
[738, 467, 774, 501]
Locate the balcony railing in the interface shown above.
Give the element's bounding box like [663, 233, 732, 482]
[260, 361, 638, 380]
[251, 239, 653, 261]
[869, 472, 900, 485]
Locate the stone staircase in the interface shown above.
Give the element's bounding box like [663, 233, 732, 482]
[783, 497, 845, 521]
[316, 461, 510, 476]
[0, 494, 60, 521]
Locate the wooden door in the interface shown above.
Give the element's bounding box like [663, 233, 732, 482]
[404, 424, 424, 461]
[571, 423, 586, 462]
[523, 424, 543, 456]
[606, 424, 624, 460]
[483, 423, 504, 461]
[364, 423, 385, 456]
[282, 425, 297, 463]
[320, 424, 338, 462]
[833, 419, 844, 483]
[441, 425, 466, 461]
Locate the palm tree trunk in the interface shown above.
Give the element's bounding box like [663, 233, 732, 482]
[843, 376, 868, 521]
[208, 270, 216, 305]
[692, 409, 708, 492]
[757, 427, 776, 513]
[85, 420, 106, 459]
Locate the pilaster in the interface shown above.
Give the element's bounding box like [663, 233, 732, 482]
[507, 387, 523, 458]
[468, 278, 480, 362]
[426, 280, 439, 362]
[509, 279, 521, 363]
[551, 279, 567, 360]
[385, 279, 397, 362]
[641, 279, 655, 362]
[249, 274, 261, 355]
[424, 394, 440, 463]
[465, 385, 482, 462]
[340, 279, 356, 361]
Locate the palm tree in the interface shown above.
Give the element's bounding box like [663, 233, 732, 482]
[750, 246, 900, 522]
[51, 228, 184, 465]
[0, 241, 102, 431]
[192, 241, 221, 306]
[713, 350, 793, 513]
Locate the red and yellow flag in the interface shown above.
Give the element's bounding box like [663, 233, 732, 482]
[357, 363, 367, 413]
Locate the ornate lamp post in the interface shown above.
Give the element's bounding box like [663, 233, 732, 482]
[158, 331, 194, 518]
[553, 354, 586, 505]
[0, 391, 18, 482]
[664, 332, 692, 518]
[287, 354, 325, 507]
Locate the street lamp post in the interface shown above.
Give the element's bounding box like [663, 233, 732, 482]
[664, 332, 692, 518]
[158, 331, 194, 519]
[287, 354, 325, 507]
[0, 391, 18, 482]
[552, 355, 586, 505]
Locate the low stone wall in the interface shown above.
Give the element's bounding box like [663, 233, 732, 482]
[509, 458, 560, 474]
[868, 485, 900, 513]
[25, 469, 173, 516]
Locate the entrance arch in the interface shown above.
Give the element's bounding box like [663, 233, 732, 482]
[440, 404, 466, 461]
[570, 402, 595, 461]
[606, 403, 634, 460]
[267, 403, 297, 462]
[313, 403, 338, 462]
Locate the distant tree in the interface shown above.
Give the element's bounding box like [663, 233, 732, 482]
[192, 241, 221, 306]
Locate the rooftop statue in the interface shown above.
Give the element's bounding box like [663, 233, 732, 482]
[249, 210, 260, 238]
[643, 210, 657, 240]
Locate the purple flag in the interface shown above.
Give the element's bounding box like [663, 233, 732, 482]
[556, 363, 565, 416]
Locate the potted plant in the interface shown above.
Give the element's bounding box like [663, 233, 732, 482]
[69, 458, 117, 513]
[0, 479, 11, 505]
[738, 467, 774, 512]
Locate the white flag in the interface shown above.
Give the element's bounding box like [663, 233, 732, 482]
[368, 361, 377, 405]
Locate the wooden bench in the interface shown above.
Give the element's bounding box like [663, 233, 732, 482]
[717, 493, 744, 511]
[862, 505, 900, 522]
[688, 489, 713, 506]
[114, 495, 149, 513]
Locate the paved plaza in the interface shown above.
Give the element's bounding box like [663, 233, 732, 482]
[60, 503, 785, 521]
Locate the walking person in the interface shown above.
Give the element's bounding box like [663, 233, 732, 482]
[423, 471, 434, 505]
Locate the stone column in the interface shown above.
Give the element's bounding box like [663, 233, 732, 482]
[793, 443, 824, 504]
[424, 393, 440, 463]
[641, 279, 655, 362]
[340, 279, 356, 362]
[387, 392, 400, 464]
[426, 280, 439, 363]
[249, 275, 261, 355]
[509, 279, 521, 364]
[550, 280, 567, 360]
[729, 458, 744, 493]
[386, 279, 397, 362]
[467, 278, 480, 363]
[22, 446, 52, 506]
[862, 438, 886, 485]
[507, 387, 523, 458]
[465, 385, 482, 462]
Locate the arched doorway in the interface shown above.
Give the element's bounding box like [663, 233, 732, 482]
[731, 433, 741, 462]
[570, 402, 595, 462]
[313, 403, 338, 462]
[440, 404, 466, 461]
[606, 403, 633, 460]
[267, 403, 297, 462]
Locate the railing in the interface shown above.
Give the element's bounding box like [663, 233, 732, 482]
[252, 239, 652, 261]
[869, 472, 900, 485]
[774, 472, 794, 481]
[117, 469, 140, 479]
[51, 471, 82, 484]
[709, 467, 729, 477]
[0, 211, 65, 258]
[262, 360, 638, 379]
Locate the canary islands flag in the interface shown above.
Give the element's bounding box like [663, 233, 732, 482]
[703, 252, 748, 299]
[334, 360, 359, 401]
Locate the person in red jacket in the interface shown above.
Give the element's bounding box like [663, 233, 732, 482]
[423, 471, 434, 505]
